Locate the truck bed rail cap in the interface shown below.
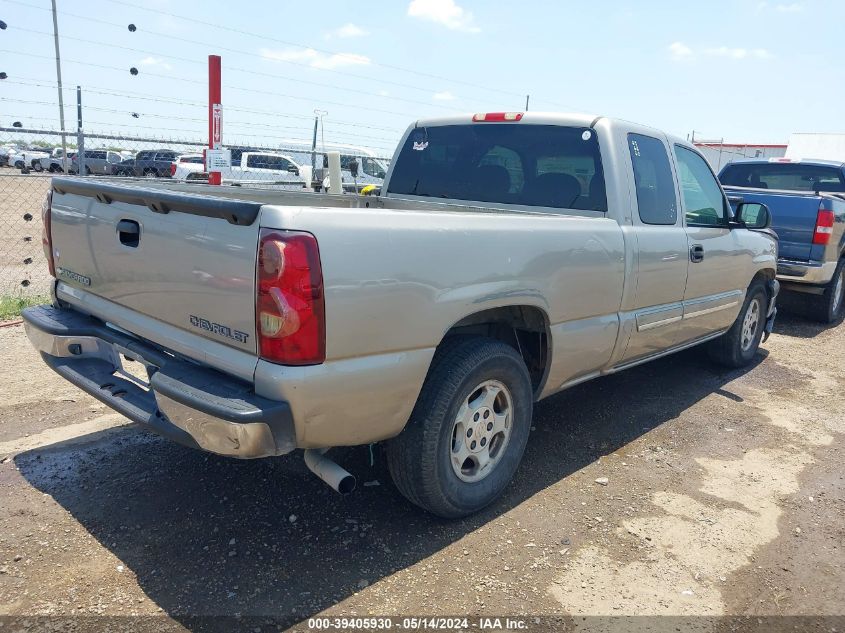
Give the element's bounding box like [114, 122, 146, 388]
[51, 177, 262, 226]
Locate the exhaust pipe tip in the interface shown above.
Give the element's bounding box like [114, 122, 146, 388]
[304, 448, 357, 495]
[336, 473, 356, 495]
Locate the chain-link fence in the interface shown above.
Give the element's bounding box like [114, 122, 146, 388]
[1, 126, 393, 298]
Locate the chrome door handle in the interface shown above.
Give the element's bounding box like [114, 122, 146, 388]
[690, 244, 705, 263]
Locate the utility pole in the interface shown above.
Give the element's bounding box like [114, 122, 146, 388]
[50, 0, 68, 172]
[525, 94, 530, 111]
[311, 112, 319, 189]
[76, 86, 85, 175]
[208, 55, 222, 185]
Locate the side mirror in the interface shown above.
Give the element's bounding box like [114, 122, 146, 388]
[349, 158, 359, 178]
[736, 202, 771, 229]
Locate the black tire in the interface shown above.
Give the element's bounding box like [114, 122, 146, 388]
[708, 280, 768, 368]
[48, 164, 62, 173]
[143, 168, 157, 178]
[805, 258, 845, 324]
[13, 160, 24, 170]
[32, 161, 44, 172]
[386, 337, 533, 518]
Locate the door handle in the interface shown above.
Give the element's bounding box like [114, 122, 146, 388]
[117, 219, 140, 247]
[690, 244, 705, 263]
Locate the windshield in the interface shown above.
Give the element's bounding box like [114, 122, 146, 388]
[387, 124, 607, 211]
[720, 162, 845, 192]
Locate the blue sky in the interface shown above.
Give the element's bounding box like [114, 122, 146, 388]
[1, 0, 843, 155]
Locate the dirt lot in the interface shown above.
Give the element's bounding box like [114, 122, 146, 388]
[0, 311, 842, 631]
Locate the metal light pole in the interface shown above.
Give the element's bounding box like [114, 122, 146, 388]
[50, 0, 68, 172]
[76, 86, 85, 175]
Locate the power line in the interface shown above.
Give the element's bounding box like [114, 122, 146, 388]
[12, 25, 468, 114]
[6, 78, 406, 134]
[0, 49, 447, 121]
[100, 0, 529, 101]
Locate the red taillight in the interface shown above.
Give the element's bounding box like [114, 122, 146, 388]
[472, 112, 524, 122]
[813, 205, 835, 245]
[256, 229, 325, 365]
[170, 163, 177, 176]
[41, 190, 55, 277]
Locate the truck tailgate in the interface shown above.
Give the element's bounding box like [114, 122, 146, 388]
[49, 179, 261, 355]
[724, 187, 820, 261]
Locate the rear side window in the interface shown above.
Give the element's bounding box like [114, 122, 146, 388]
[156, 151, 177, 161]
[246, 154, 294, 170]
[387, 124, 607, 212]
[628, 134, 677, 225]
[720, 163, 845, 192]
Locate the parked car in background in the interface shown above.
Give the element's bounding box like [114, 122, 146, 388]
[170, 153, 207, 180]
[8, 147, 49, 170]
[38, 147, 72, 173]
[274, 141, 389, 191]
[133, 149, 179, 177]
[108, 158, 136, 176]
[26, 112, 778, 517]
[0, 145, 15, 166]
[70, 150, 123, 175]
[720, 158, 845, 323]
[322, 152, 389, 192]
[177, 149, 306, 185]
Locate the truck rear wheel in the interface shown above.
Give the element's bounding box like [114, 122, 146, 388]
[386, 337, 533, 518]
[806, 258, 845, 324]
[708, 280, 768, 368]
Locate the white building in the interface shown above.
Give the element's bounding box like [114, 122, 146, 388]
[694, 142, 787, 171]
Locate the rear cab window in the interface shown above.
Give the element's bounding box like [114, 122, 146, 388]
[627, 134, 678, 225]
[387, 124, 607, 212]
[720, 162, 845, 192]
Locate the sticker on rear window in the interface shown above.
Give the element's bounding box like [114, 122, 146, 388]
[412, 141, 429, 151]
[582, 130, 592, 141]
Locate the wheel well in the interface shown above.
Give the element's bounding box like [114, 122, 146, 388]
[440, 306, 550, 395]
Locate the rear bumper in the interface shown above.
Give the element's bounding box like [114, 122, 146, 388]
[777, 259, 837, 286]
[22, 305, 296, 459]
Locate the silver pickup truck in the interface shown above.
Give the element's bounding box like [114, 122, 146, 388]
[24, 112, 779, 517]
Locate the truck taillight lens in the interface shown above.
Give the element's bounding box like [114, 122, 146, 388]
[256, 229, 325, 365]
[472, 112, 524, 122]
[41, 190, 55, 277]
[813, 206, 835, 245]
[170, 163, 177, 176]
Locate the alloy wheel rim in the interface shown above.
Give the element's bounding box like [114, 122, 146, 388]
[449, 379, 513, 483]
[832, 270, 844, 315]
[741, 298, 761, 352]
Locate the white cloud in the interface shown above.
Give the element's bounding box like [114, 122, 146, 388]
[668, 41, 693, 61]
[260, 47, 371, 70]
[378, 90, 390, 97]
[705, 46, 772, 60]
[433, 90, 456, 101]
[669, 42, 772, 62]
[757, 2, 804, 12]
[407, 0, 480, 33]
[326, 23, 369, 39]
[139, 56, 172, 70]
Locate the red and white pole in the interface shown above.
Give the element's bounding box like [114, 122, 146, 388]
[208, 54, 222, 185]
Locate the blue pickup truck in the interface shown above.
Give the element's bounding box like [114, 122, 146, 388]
[719, 159, 845, 323]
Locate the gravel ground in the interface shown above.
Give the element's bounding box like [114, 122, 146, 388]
[0, 310, 842, 632]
